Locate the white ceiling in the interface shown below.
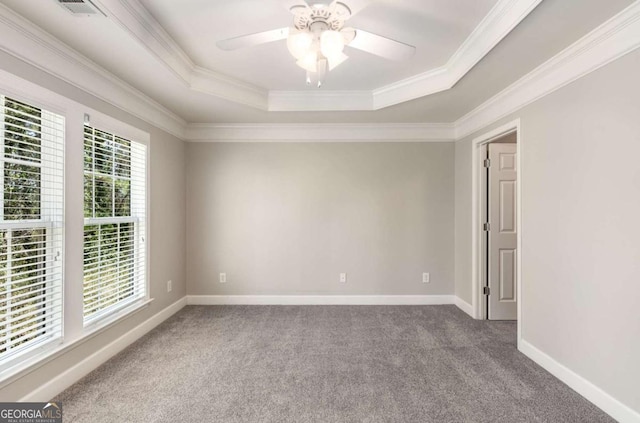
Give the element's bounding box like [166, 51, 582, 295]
[0, 0, 634, 123]
[137, 0, 497, 91]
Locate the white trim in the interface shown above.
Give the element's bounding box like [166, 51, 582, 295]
[0, 3, 186, 139]
[373, 0, 542, 109]
[18, 297, 187, 402]
[186, 295, 456, 305]
[454, 296, 474, 318]
[0, 69, 152, 149]
[0, 68, 151, 146]
[0, 298, 152, 391]
[1, 0, 639, 138]
[185, 123, 455, 142]
[470, 119, 522, 331]
[82, 298, 153, 338]
[455, 0, 640, 139]
[97, 0, 540, 112]
[268, 91, 373, 112]
[88, 113, 151, 145]
[519, 340, 640, 423]
[191, 67, 268, 110]
[94, 0, 269, 110]
[93, 0, 194, 84]
[0, 0, 539, 113]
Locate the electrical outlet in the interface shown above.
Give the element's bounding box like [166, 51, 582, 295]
[219, 273, 227, 283]
[167, 280, 172, 292]
[340, 273, 347, 283]
[422, 273, 430, 283]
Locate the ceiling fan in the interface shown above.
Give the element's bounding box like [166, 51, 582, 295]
[216, 0, 416, 87]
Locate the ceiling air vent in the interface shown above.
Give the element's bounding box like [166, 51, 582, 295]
[57, 0, 105, 16]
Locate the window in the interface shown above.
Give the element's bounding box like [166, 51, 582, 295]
[0, 96, 64, 367]
[0, 75, 152, 381]
[83, 125, 146, 325]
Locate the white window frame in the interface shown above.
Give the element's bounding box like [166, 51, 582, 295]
[0, 70, 152, 387]
[82, 121, 148, 328]
[0, 96, 65, 374]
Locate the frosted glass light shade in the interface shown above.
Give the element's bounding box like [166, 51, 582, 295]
[296, 51, 318, 72]
[320, 30, 345, 60]
[287, 31, 313, 59]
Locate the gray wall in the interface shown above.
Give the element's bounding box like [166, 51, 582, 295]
[2, 18, 638, 415]
[455, 49, 640, 411]
[187, 142, 454, 296]
[0, 51, 187, 400]
[454, 138, 473, 304]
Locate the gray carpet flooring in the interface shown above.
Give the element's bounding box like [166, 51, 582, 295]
[55, 305, 613, 422]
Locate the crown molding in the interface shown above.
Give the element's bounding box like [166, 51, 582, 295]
[268, 90, 372, 111]
[1, 0, 638, 144]
[373, 0, 543, 109]
[185, 123, 455, 142]
[0, 3, 186, 139]
[454, 0, 640, 139]
[92, 0, 194, 84]
[94, 0, 269, 111]
[192, 67, 268, 110]
[88, 0, 540, 112]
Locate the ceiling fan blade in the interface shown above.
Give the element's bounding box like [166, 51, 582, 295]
[347, 29, 415, 61]
[216, 28, 290, 51]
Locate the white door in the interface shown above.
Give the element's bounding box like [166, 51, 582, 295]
[487, 143, 517, 320]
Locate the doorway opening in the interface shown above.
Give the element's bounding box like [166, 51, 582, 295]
[482, 133, 517, 320]
[471, 120, 522, 334]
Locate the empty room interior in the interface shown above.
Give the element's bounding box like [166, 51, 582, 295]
[0, 0, 638, 421]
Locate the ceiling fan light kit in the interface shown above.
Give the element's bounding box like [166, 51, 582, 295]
[287, 30, 313, 59]
[287, 2, 352, 87]
[216, 0, 416, 88]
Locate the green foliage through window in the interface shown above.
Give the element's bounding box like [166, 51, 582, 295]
[0, 95, 64, 361]
[84, 127, 132, 219]
[83, 126, 143, 322]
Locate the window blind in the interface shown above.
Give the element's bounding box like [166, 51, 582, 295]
[0, 96, 64, 366]
[83, 125, 146, 324]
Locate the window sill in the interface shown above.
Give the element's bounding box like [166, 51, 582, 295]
[0, 298, 154, 392]
[83, 298, 154, 337]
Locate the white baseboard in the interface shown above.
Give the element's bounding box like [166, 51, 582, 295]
[454, 296, 475, 318]
[20, 297, 188, 402]
[519, 339, 640, 423]
[186, 295, 456, 306]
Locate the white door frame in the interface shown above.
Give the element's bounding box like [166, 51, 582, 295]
[471, 119, 523, 343]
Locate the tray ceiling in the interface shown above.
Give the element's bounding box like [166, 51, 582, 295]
[0, 0, 634, 122]
[138, 0, 498, 91]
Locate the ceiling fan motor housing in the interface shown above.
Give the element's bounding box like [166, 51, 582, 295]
[292, 2, 351, 32]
